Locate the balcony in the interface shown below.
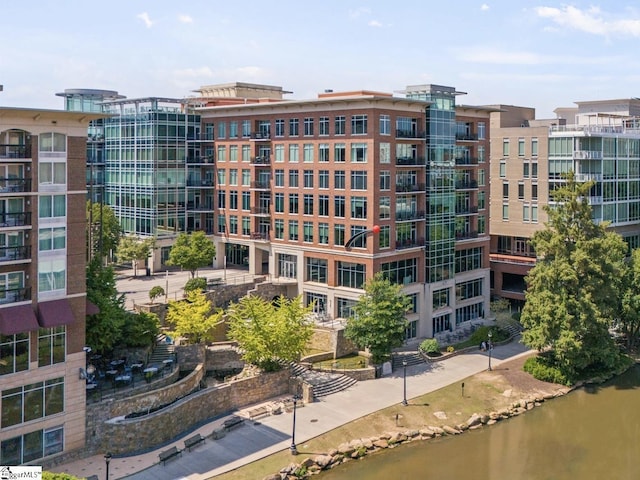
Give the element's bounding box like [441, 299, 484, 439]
[455, 180, 478, 190]
[186, 156, 214, 164]
[186, 179, 214, 187]
[250, 156, 271, 166]
[251, 232, 270, 241]
[455, 206, 479, 215]
[0, 178, 31, 193]
[455, 157, 479, 166]
[186, 202, 214, 212]
[0, 245, 30, 262]
[396, 130, 426, 139]
[250, 207, 270, 216]
[0, 286, 31, 305]
[395, 237, 425, 250]
[0, 212, 31, 228]
[396, 156, 426, 167]
[395, 210, 426, 221]
[250, 132, 271, 141]
[573, 150, 602, 160]
[187, 134, 214, 142]
[250, 181, 270, 190]
[455, 230, 479, 241]
[575, 173, 603, 182]
[455, 133, 478, 141]
[395, 183, 426, 193]
[490, 253, 537, 266]
[0, 144, 31, 159]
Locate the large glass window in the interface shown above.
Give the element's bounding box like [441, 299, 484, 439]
[39, 162, 66, 185]
[38, 227, 66, 252]
[337, 262, 366, 289]
[334, 196, 345, 217]
[0, 333, 29, 376]
[38, 259, 66, 293]
[318, 195, 329, 216]
[318, 223, 329, 244]
[351, 171, 367, 190]
[288, 220, 298, 241]
[351, 115, 368, 135]
[334, 170, 346, 189]
[38, 327, 65, 367]
[306, 257, 327, 283]
[304, 118, 314, 136]
[319, 117, 329, 136]
[39, 133, 66, 153]
[319, 170, 329, 189]
[1, 426, 64, 465]
[275, 119, 285, 137]
[351, 143, 367, 163]
[289, 118, 299, 136]
[334, 224, 345, 245]
[319, 144, 330, 162]
[1, 378, 64, 428]
[350, 196, 367, 219]
[304, 170, 314, 188]
[381, 258, 417, 285]
[380, 115, 390, 135]
[335, 116, 346, 135]
[334, 143, 346, 162]
[303, 194, 314, 215]
[39, 195, 66, 218]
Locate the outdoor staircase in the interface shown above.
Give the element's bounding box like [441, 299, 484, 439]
[392, 351, 425, 371]
[148, 335, 175, 366]
[290, 362, 358, 398]
[503, 322, 523, 339]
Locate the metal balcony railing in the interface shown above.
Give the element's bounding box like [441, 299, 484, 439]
[0, 178, 31, 193]
[0, 144, 31, 159]
[250, 156, 271, 165]
[0, 245, 30, 261]
[395, 183, 426, 193]
[395, 130, 426, 139]
[0, 212, 31, 227]
[395, 210, 426, 221]
[455, 133, 478, 141]
[396, 156, 426, 166]
[250, 181, 270, 189]
[250, 207, 270, 215]
[250, 132, 271, 140]
[395, 237, 425, 249]
[454, 157, 479, 165]
[0, 286, 31, 305]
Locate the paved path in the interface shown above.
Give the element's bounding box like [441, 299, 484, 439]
[52, 340, 531, 480]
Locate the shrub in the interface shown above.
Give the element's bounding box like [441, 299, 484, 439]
[420, 338, 440, 355]
[446, 346, 455, 353]
[523, 356, 570, 385]
[149, 285, 165, 303]
[184, 277, 207, 294]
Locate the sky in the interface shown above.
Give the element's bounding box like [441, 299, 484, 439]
[2, 1, 640, 118]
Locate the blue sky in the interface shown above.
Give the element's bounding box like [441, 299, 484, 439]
[2, 1, 640, 117]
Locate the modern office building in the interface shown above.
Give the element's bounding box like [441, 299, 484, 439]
[197, 83, 491, 340]
[489, 99, 640, 304]
[0, 107, 103, 465]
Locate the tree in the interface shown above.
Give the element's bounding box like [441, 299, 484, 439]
[120, 310, 160, 348]
[165, 290, 223, 344]
[184, 277, 207, 294]
[167, 231, 216, 278]
[116, 236, 155, 277]
[618, 248, 640, 350]
[149, 286, 165, 304]
[227, 295, 314, 371]
[86, 201, 121, 261]
[344, 273, 411, 364]
[520, 174, 626, 379]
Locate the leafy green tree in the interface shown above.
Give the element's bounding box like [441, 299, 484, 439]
[344, 273, 411, 364]
[227, 295, 314, 371]
[165, 290, 223, 344]
[120, 311, 160, 348]
[618, 248, 640, 349]
[116, 236, 155, 277]
[149, 286, 165, 303]
[167, 231, 216, 278]
[86, 201, 121, 260]
[521, 174, 626, 379]
[184, 277, 207, 294]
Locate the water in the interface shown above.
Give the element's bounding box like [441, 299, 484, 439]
[321, 365, 640, 480]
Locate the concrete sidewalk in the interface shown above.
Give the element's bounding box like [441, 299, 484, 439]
[51, 340, 530, 480]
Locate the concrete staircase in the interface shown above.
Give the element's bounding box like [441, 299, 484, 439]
[392, 351, 425, 371]
[148, 335, 175, 366]
[290, 363, 358, 398]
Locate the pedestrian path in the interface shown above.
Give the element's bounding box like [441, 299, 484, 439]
[51, 340, 530, 480]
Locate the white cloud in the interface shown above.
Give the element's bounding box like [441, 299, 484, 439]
[368, 20, 383, 27]
[535, 5, 640, 37]
[178, 14, 193, 24]
[349, 7, 372, 18]
[137, 12, 154, 29]
[480, 4, 489, 11]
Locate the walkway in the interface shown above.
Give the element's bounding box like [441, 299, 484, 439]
[52, 340, 531, 480]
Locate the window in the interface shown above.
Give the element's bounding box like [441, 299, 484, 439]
[303, 194, 314, 215]
[289, 169, 299, 187]
[478, 215, 486, 234]
[217, 169, 226, 186]
[274, 193, 284, 213]
[335, 116, 346, 135]
[502, 138, 509, 156]
[523, 162, 530, 178]
[380, 171, 391, 190]
[334, 196, 346, 217]
[303, 144, 314, 163]
[242, 217, 250, 236]
[38, 326, 65, 367]
[334, 143, 346, 162]
[242, 119, 251, 137]
[304, 117, 314, 136]
[217, 122, 226, 139]
[319, 170, 329, 189]
[380, 115, 391, 135]
[379, 197, 390, 219]
[39, 195, 65, 218]
[532, 184, 538, 200]
[275, 119, 285, 137]
[217, 145, 226, 162]
[455, 247, 483, 273]
[381, 258, 417, 285]
[39, 133, 66, 153]
[334, 170, 346, 189]
[456, 302, 484, 325]
[229, 169, 238, 186]
[499, 162, 506, 178]
[229, 191, 238, 209]
[289, 194, 299, 214]
[502, 204, 509, 220]
[478, 122, 486, 140]
[351, 171, 367, 190]
[350, 196, 367, 219]
[532, 205, 538, 222]
[318, 223, 329, 244]
[351, 115, 368, 135]
[478, 146, 485, 163]
[242, 191, 250, 211]
[242, 145, 251, 162]
[523, 204, 530, 221]
[478, 191, 485, 210]
[217, 214, 226, 234]
[229, 122, 238, 139]
[274, 219, 284, 239]
[39, 162, 65, 185]
[1, 378, 64, 428]
[38, 227, 66, 252]
[229, 215, 238, 234]
[241, 169, 250, 187]
[303, 222, 314, 242]
[319, 117, 329, 136]
[433, 288, 450, 309]
[532, 137, 538, 157]
[318, 195, 329, 216]
[337, 261, 366, 289]
[378, 225, 390, 248]
[289, 118, 299, 136]
[274, 144, 285, 162]
[274, 169, 284, 187]
[288, 220, 299, 241]
[518, 138, 525, 156]
[349, 225, 368, 249]
[351, 143, 367, 163]
[306, 257, 328, 282]
[229, 145, 238, 162]
[478, 169, 485, 186]
[319, 144, 330, 162]
[0, 333, 29, 376]
[518, 183, 524, 200]
[380, 142, 391, 163]
[337, 297, 357, 318]
[532, 162, 538, 178]
[334, 224, 345, 245]
[304, 170, 314, 188]
[289, 144, 299, 163]
[1, 426, 64, 464]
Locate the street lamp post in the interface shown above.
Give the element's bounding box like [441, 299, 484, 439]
[487, 331, 493, 371]
[290, 395, 301, 455]
[104, 452, 112, 480]
[402, 360, 408, 406]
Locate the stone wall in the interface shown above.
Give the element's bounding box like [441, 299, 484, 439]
[98, 368, 290, 454]
[309, 327, 357, 359]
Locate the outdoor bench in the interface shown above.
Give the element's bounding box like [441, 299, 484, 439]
[184, 433, 205, 451]
[159, 445, 182, 465]
[223, 416, 244, 431]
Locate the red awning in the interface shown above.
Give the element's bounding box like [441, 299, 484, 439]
[37, 298, 75, 328]
[86, 300, 100, 316]
[0, 304, 40, 335]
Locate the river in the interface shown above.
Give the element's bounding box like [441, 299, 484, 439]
[320, 364, 640, 480]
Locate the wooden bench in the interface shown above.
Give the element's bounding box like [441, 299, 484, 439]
[207, 277, 223, 287]
[184, 433, 205, 451]
[223, 416, 245, 431]
[159, 446, 182, 465]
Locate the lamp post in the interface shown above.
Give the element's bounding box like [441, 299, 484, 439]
[104, 452, 112, 479]
[402, 360, 408, 406]
[290, 395, 301, 455]
[487, 331, 493, 371]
